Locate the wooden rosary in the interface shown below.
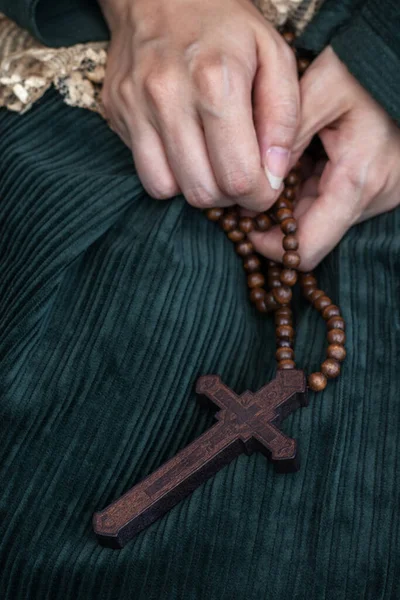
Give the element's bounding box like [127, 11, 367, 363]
[93, 31, 346, 548]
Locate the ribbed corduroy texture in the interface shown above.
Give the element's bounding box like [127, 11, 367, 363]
[1, 90, 400, 599]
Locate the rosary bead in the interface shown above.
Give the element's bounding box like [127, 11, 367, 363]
[276, 307, 292, 317]
[300, 273, 317, 288]
[308, 372, 327, 392]
[275, 314, 292, 327]
[286, 172, 300, 186]
[276, 347, 294, 361]
[283, 30, 295, 45]
[273, 285, 292, 305]
[268, 277, 282, 288]
[243, 254, 261, 273]
[278, 359, 296, 370]
[276, 338, 292, 348]
[206, 207, 224, 221]
[326, 316, 345, 331]
[281, 218, 297, 235]
[268, 266, 282, 278]
[280, 268, 297, 287]
[236, 240, 254, 257]
[227, 229, 245, 242]
[327, 343, 346, 362]
[314, 295, 332, 312]
[309, 289, 325, 303]
[268, 260, 277, 268]
[265, 291, 280, 311]
[250, 287, 265, 303]
[239, 217, 254, 234]
[321, 358, 341, 379]
[283, 235, 299, 251]
[276, 325, 294, 340]
[284, 186, 296, 201]
[297, 58, 310, 73]
[247, 273, 265, 288]
[221, 213, 238, 232]
[283, 251, 301, 269]
[274, 197, 293, 211]
[322, 304, 340, 320]
[255, 213, 273, 231]
[256, 298, 269, 313]
[276, 208, 293, 223]
[327, 329, 346, 345]
[303, 285, 317, 300]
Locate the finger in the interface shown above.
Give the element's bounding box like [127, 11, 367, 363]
[253, 33, 300, 192]
[195, 55, 274, 211]
[250, 163, 357, 270]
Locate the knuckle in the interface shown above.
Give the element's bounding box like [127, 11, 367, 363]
[118, 77, 134, 103]
[148, 181, 179, 200]
[220, 170, 257, 198]
[143, 69, 179, 107]
[194, 55, 242, 107]
[185, 185, 216, 209]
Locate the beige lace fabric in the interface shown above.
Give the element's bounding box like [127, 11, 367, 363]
[0, 0, 323, 116]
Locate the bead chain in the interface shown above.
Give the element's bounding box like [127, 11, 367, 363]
[205, 30, 346, 393]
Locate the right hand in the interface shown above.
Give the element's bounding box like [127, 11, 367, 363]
[99, 0, 300, 211]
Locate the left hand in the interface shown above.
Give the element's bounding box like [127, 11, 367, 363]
[250, 46, 400, 272]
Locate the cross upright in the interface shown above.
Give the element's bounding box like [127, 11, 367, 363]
[93, 369, 308, 548]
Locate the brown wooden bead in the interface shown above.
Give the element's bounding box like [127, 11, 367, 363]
[314, 295, 332, 311]
[255, 213, 273, 231]
[283, 30, 295, 45]
[239, 217, 254, 233]
[268, 260, 277, 268]
[276, 338, 292, 348]
[276, 347, 294, 361]
[227, 229, 245, 242]
[286, 172, 300, 186]
[283, 235, 299, 251]
[268, 267, 282, 278]
[268, 277, 282, 289]
[276, 307, 292, 317]
[303, 285, 317, 299]
[221, 213, 238, 232]
[243, 255, 261, 273]
[273, 285, 292, 305]
[308, 372, 327, 392]
[297, 58, 310, 73]
[283, 251, 301, 269]
[280, 268, 297, 287]
[275, 314, 292, 327]
[250, 287, 265, 303]
[265, 291, 280, 311]
[247, 273, 265, 289]
[236, 240, 253, 257]
[255, 298, 268, 313]
[309, 289, 325, 303]
[276, 208, 293, 223]
[326, 316, 345, 331]
[327, 343, 346, 362]
[322, 304, 340, 320]
[274, 197, 293, 211]
[327, 329, 346, 345]
[284, 186, 296, 201]
[281, 218, 297, 235]
[278, 359, 296, 370]
[205, 208, 224, 221]
[300, 273, 317, 288]
[276, 325, 294, 339]
[321, 358, 341, 379]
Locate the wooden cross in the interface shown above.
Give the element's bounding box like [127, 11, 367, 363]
[93, 369, 308, 548]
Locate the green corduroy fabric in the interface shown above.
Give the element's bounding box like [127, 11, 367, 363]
[1, 88, 400, 600]
[0, 1, 400, 598]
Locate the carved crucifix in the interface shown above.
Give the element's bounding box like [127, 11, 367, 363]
[93, 369, 308, 548]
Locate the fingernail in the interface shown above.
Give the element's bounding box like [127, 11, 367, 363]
[265, 146, 290, 190]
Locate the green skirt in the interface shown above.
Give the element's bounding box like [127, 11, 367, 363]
[1, 90, 399, 599]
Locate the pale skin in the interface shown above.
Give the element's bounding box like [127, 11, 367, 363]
[99, 0, 400, 271]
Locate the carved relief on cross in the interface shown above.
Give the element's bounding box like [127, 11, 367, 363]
[93, 369, 308, 548]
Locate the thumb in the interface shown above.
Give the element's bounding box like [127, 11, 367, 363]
[253, 34, 300, 193]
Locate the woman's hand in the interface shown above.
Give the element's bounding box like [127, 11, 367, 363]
[99, 0, 300, 211]
[250, 46, 400, 271]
